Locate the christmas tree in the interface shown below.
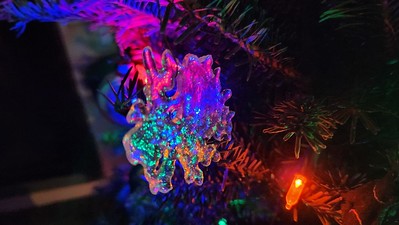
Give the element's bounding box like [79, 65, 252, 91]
[1, 0, 399, 224]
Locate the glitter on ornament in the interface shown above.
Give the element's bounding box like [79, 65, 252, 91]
[122, 47, 235, 194]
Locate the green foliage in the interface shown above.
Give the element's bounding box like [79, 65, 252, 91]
[302, 183, 343, 225]
[99, 68, 144, 116]
[315, 169, 368, 192]
[175, 0, 300, 79]
[320, 1, 376, 24]
[320, 0, 399, 54]
[218, 138, 269, 183]
[259, 97, 338, 159]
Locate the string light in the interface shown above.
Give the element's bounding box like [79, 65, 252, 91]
[285, 174, 307, 210]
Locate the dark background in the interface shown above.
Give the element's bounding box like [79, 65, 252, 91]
[0, 21, 102, 194]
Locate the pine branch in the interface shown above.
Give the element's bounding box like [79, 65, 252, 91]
[320, 0, 380, 26]
[144, 163, 242, 224]
[315, 169, 368, 192]
[259, 97, 338, 159]
[320, 1, 374, 24]
[332, 103, 380, 144]
[98, 67, 145, 117]
[176, 0, 300, 79]
[2, 0, 301, 81]
[302, 183, 343, 225]
[1, 0, 176, 49]
[218, 138, 269, 184]
[319, 0, 399, 55]
[120, 136, 272, 224]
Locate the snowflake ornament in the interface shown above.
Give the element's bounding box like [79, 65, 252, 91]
[123, 47, 234, 194]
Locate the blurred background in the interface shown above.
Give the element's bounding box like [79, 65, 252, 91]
[0, 21, 130, 225]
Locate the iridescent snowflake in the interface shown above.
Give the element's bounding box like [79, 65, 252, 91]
[122, 47, 235, 194]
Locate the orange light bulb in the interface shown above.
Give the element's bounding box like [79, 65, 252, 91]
[295, 178, 303, 188]
[285, 174, 307, 210]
